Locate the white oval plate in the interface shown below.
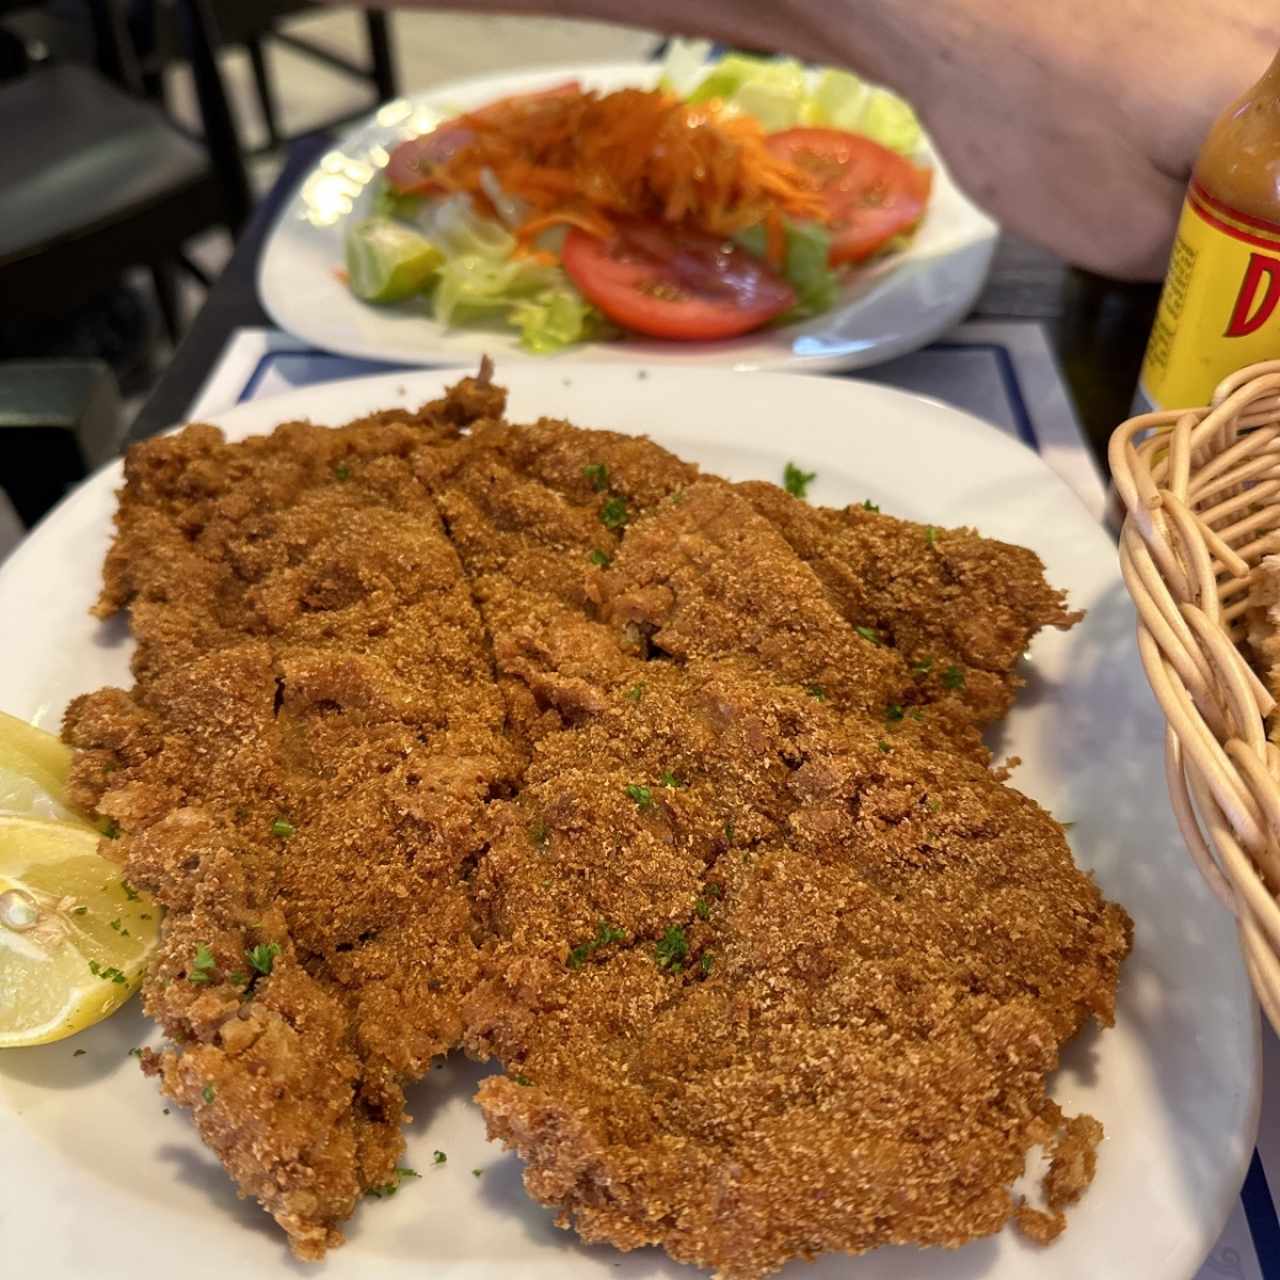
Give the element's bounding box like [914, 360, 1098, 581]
[257, 62, 998, 372]
[0, 365, 1257, 1280]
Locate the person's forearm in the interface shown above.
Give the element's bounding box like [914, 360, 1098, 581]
[336, 0, 1273, 278]
[333, 0, 1003, 111]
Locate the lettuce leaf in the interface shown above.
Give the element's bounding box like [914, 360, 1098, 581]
[687, 55, 808, 132]
[736, 220, 839, 320]
[656, 37, 715, 97]
[509, 286, 605, 354]
[345, 217, 442, 303]
[372, 185, 425, 222]
[432, 255, 557, 324]
[778, 221, 838, 318]
[419, 193, 516, 258]
[809, 69, 921, 154]
[433, 255, 604, 353]
[660, 40, 924, 154]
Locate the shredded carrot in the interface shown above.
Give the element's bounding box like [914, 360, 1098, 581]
[511, 245, 558, 266]
[516, 210, 615, 243]
[432, 87, 828, 244]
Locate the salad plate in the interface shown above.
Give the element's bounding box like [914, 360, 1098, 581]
[257, 59, 998, 371]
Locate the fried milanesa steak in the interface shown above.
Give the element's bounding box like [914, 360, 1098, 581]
[63, 368, 1130, 1276]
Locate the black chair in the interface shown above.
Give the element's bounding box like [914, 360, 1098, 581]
[0, 359, 122, 530]
[146, 1, 396, 154]
[0, 54, 234, 344]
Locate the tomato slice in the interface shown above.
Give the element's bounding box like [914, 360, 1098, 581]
[561, 223, 795, 341]
[385, 81, 580, 196]
[766, 128, 932, 264]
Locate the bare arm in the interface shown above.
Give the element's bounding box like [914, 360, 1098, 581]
[350, 0, 1275, 278]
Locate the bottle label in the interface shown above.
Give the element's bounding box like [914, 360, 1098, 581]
[1139, 181, 1280, 410]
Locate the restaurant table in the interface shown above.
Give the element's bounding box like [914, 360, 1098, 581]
[116, 131, 1278, 1279]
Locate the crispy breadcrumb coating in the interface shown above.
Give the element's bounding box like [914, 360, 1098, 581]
[62, 369, 1129, 1274]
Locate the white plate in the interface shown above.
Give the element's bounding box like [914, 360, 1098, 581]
[257, 62, 998, 373]
[0, 366, 1257, 1280]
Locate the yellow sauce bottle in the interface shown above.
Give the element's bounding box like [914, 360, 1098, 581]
[1138, 52, 1280, 410]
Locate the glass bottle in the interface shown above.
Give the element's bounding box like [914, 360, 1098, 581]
[1137, 52, 1280, 411]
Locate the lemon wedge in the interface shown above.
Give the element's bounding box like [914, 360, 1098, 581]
[0, 816, 159, 1048]
[0, 709, 88, 825]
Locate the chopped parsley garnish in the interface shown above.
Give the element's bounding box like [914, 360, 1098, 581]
[926, 525, 938, 545]
[433, 1150, 447, 1165]
[129, 1047, 143, 1059]
[101, 819, 120, 839]
[878, 739, 892, 753]
[201, 1085, 215, 1104]
[529, 818, 549, 847]
[567, 920, 626, 969]
[513, 1074, 533, 1086]
[926, 797, 941, 813]
[88, 961, 127, 984]
[783, 461, 816, 499]
[583, 462, 609, 492]
[909, 708, 925, 721]
[271, 818, 296, 839]
[655, 926, 689, 972]
[229, 971, 248, 989]
[862, 499, 880, 512]
[723, 820, 735, 845]
[700, 953, 715, 975]
[854, 626, 880, 645]
[942, 664, 966, 690]
[806, 685, 827, 702]
[247, 941, 281, 976]
[335, 463, 351, 481]
[599, 496, 629, 529]
[472, 1168, 483, 1177]
[120, 880, 140, 902]
[367, 1167, 422, 1196]
[588, 548, 612, 568]
[695, 898, 710, 921]
[885, 704, 905, 722]
[188, 943, 216, 984]
[912, 657, 934, 675]
[624, 682, 645, 702]
[658, 769, 683, 789]
[705, 883, 722, 899]
[625, 783, 653, 809]
[73, 1049, 86, 1057]
[109, 918, 121, 932]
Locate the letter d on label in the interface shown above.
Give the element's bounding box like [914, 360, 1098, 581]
[1225, 252, 1280, 337]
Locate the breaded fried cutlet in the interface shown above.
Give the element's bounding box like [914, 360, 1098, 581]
[61, 367, 1130, 1275]
[464, 662, 1129, 1278]
[64, 385, 518, 1256]
[737, 481, 1082, 729]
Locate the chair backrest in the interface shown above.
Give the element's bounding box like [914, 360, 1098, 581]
[160, 0, 253, 230]
[84, 0, 143, 89]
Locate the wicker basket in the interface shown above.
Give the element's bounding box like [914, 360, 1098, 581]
[1111, 359, 1280, 1034]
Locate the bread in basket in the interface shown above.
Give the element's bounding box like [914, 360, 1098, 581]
[1111, 358, 1280, 1033]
